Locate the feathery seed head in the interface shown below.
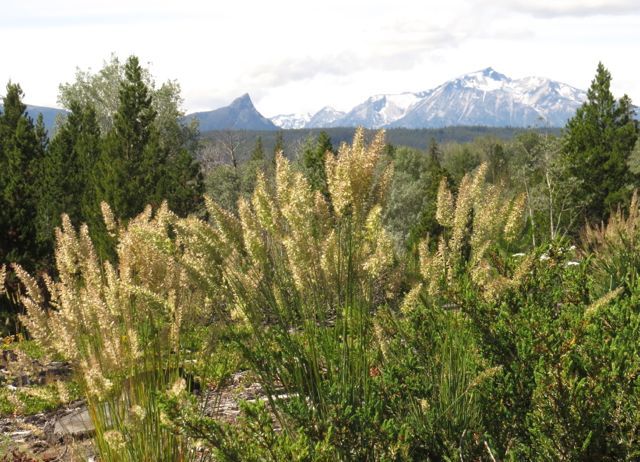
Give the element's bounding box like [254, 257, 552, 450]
[400, 283, 424, 315]
[101, 202, 117, 237]
[0, 265, 5, 295]
[504, 193, 526, 243]
[585, 287, 624, 319]
[436, 178, 454, 227]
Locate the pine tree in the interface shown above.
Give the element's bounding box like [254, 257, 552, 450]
[563, 62, 638, 224]
[273, 131, 285, 165]
[251, 136, 265, 162]
[95, 55, 203, 240]
[97, 56, 163, 219]
[302, 131, 333, 198]
[157, 147, 204, 217]
[427, 137, 441, 164]
[0, 83, 46, 269]
[406, 140, 446, 251]
[35, 102, 101, 252]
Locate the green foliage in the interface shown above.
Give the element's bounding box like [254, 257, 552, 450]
[0, 82, 47, 270]
[97, 56, 163, 219]
[379, 308, 489, 460]
[250, 136, 265, 162]
[563, 62, 638, 224]
[58, 53, 189, 141]
[9, 64, 640, 461]
[440, 142, 481, 184]
[384, 146, 445, 252]
[34, 101, 101, 256]
[300, 131, 333, 199]
[0, 83, 48, 330]
[92, 56, 202, 256]
[164, 397, 337, 462]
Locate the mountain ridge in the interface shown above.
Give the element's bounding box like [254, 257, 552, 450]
[184, 93, 278, 131]
[0, 104, 66, 134]
[271, 67, 589, 129]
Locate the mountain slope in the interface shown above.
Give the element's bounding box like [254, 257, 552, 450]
[305, 107, 346, 128]
[271, 112, 311, 129]
[0, 104, 67, 134]
[186, 94, 277, 131]
[335, 92, 430, 128]
[390, 68, 586, 128]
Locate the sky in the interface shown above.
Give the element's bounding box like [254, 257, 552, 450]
[1, 0, 639, 117]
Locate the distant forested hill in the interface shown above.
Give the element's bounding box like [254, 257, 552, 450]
[199, 126, 561, 163]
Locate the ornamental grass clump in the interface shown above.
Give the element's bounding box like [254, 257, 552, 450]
[170, 128, 398, 459]
[15, 202, 200, 462]
[582, 190, 640, 294]
[419, 164, 528, 302]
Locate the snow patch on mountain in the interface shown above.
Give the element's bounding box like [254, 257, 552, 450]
[306, 107, 346, 128]
[271, 112, 311, 129]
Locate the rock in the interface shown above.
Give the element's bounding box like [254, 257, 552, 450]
[53, 407, 94, 438]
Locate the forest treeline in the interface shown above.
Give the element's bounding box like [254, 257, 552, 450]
[1, 59, 640, 460]
[0, 56, 203, 321]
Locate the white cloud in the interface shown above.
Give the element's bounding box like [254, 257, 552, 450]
[0, 0, 638, 116]
[495, 0, 640, 17]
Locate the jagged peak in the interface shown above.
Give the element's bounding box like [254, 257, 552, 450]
[461, 67, 509, 81]
[229, 93, 254, 109]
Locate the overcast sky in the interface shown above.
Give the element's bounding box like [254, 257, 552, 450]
[1, 0, 639, 117]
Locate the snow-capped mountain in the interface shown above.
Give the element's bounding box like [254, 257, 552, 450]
[336, 92, 430, 128]
[271, 112, 311, 129]
[193, 68, 589, 131]
[305, 107, 346, 128]
[266, 68, 587, 129]
[389, 68, 586, 128]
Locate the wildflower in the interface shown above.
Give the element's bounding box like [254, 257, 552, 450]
[419, 399, 429, 413]
[170, 378, 187, 397]
[129, 404, 147, 422]
[103, 430, 126, 450]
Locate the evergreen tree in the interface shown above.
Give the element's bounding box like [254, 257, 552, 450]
[97, 56, 164, 219]
[157, 147, 204, 217]
[563, 62, 638, 224]
[302, 131, 333, 198]
[406, 140, 446, 250]
[250, 136, 265, 162]
[427, 137, 441, 164]
[35, 102, 101, 253]
[95, 55, 203, 241]
[273, 131, 285, 164]
[0, 83, 46, 269]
